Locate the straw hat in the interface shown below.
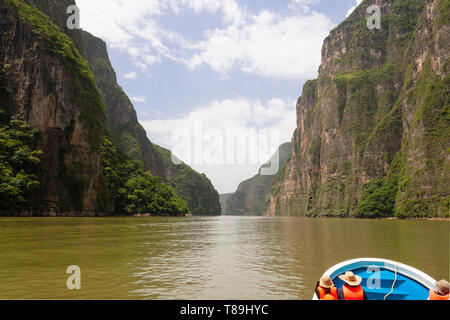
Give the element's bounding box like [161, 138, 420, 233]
[319, 274, 335, 288]
[339, 271, 362, 286]
[435, 279, 449, 296]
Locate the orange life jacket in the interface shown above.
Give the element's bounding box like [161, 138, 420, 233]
[343, 284, 364, 300]
[317, 286, 338, 300]
[429, 290, 449, 300]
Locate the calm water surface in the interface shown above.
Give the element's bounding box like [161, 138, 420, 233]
[0, 216, 448, 299]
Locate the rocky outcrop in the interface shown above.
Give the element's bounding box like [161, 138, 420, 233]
[22, 1, 165, 176]
[0, 0, 107, 215]
[266, 0, 449, 218]
[70, 10, 220, 215]
[70, 17, 221, 215]
[226, 142, 291, 215]
[73, 30, 166, 177]
[74, 32, 221, 215]
[1, 0, 222, 215]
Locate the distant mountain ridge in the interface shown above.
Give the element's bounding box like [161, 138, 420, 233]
[225, 142, 291, 215]
[219, 193, 233, 214]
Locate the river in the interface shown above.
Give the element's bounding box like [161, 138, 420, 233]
[0, 216, 448, 299]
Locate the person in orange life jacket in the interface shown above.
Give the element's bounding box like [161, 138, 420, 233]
[315, 274, 338, 300]
[428, 279, 449, 300]
[337, 271, 368, 300]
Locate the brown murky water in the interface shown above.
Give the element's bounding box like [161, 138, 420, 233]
[0, 216, 448, 299]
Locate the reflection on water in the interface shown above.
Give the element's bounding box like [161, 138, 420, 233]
[0, 216, 448, 299]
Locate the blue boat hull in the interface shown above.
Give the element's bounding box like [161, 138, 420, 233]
[315, 258, 436, 300]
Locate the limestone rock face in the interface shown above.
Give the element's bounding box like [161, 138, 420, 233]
[74, 30, 166, 177]
[74, 33, 221, 215]
[72, 28, 221, 216]
[0, 0, 106, 215]
[266, 0, 449, 218]
[1, 0, 221, 215]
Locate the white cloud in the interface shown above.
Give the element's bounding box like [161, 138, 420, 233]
[188, 10, 333, 79]
[141, 97, 296, 193]
[77, 0, 162, 45]
[124, 71, 137, 79]
[76, 0, 242, 48]
[130, 95, 146, 103]
[73, 1, 334, 191]
[164, 0, 245, 25]
[346, 0, 363, 17]
[77, 0, 333, 79]
[134, 61, 148, 70]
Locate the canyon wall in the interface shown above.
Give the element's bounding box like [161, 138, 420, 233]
[0, 0, 221, 215]
[266, 0, 449, 218]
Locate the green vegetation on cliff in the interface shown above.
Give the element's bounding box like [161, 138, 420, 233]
[0, 0, 211, 216]
[354, 151, 402, 218]
[69, 24, 221, 216]
[334, 64, 403, 155]
[0, 0, 223, 216]
[266, 0, 449, 218]
[153, 144, 221, 215]
[5, 0, 107, 147]
[100, 137, 188, 216]
[393, 58, 450, 218]
[0, 114, 42, 211]
[1, 0, 107, 214]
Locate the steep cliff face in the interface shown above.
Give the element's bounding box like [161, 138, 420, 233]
[0, 0, 107, 215]
[23, 0, 164, 176]
[73, 19, 220, 216]
[75, 33, 221, 215]
[226, 142, 291, 215]
[266, 0, 449, 218]
[73, 31, 166, 177]
[7, 0, 221, 215]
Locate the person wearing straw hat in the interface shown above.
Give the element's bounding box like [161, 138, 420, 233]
[428, 279, 449, 300]
[315, 275, 338, 300]
[337, 271, 368, 300]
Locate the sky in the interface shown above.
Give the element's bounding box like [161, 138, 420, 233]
[76, 0, 364, 194]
